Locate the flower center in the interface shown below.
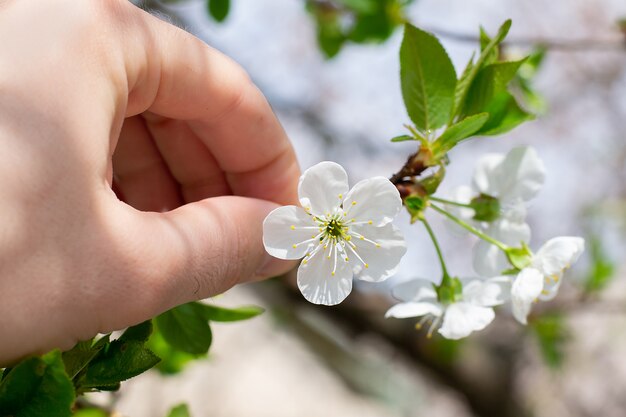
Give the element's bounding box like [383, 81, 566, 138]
[324, 218, 346, 239]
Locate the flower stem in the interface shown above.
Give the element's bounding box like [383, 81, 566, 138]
[430, 196, 473, 209]
[421, 218, 451, 283]
[429, 203, 510, 252]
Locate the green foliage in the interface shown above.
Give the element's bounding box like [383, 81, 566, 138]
[197, 303, 265, 322]
[167, 403, 192, 417]
[156, 303, 213, 355]
[514, 46, 547, 113]
[584, 236, 615, 293]
[147, 329, 205, 375]
[207, 0, 230, 22]
[532, 313, 569, 369]
[306, 0, 412, 58]
[72, 410, 107, 417]
[475, 92, 534, 136]
[400, 24, 457, 132]
[0, 350, 74, 417]
[390, 134, 416, 142]
[78, 322, 160, 391]
[432, 113, 489, 155]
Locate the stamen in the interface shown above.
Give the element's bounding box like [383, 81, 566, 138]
[351, 201, 357, 206]
[427, 315, 441, 339]
[415, 315, 430, 330]
[348, 231, 379, 247]
[332, 243, 339, 276]
[292, 231, 325, 249]
[290, 225, 295, 230]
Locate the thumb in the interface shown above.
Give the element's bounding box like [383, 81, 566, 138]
[105, 196, 291, 328]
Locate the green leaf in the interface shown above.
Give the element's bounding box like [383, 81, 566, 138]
[476, 92, 534, 136]
[336, 0, 378, 14]
[313, 9, 345, 58]
[462, 59, 526, 116]
[156, 303, 213, 354]
[532, 313, 569, 369]
[584, 236, 615, 293]
[72, 409, 108, 417]
[479, 27, 498, 65]
[207, 0, 230, 22]
[62, 340, 104, 380]
[433, 113, 489, 154]
[451, 20, 511, 120]
[197, 303, 265, 322]
[147, 329, 205, 375]
[119, 320, 153, 343]
[390, 134, 415, 142]
[167, 403, 192, 417]
[79, 334, 160, 389]
[400, 24, 456, 132]
[0, 350, 75, 417]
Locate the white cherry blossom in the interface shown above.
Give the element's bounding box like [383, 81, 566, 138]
[510, 236, 585, 324]
[263, 161, 406, 305]
[385, 277, 510, 339]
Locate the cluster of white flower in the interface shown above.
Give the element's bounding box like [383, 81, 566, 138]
[263, 150, 584, 340]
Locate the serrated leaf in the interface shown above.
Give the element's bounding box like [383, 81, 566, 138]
[79, 337, 160, 389]
[451, 20, 512, 121]
[156, 303, 213, 354]
[433, 113, 489, 154]
[462, 59, 526, 116]
[197, 303, 265, 322]
[400, 24, 456, 132]
[390, 134, 416, 142]
[62, 339, 104, 380]
[119, 320, 153, 343]
[207, 0, 230, 22]
[167, 403, 192, 417]
[476, 92, 534, 136]
[479, 27, 498, 65]
[0, 350, 75, 417]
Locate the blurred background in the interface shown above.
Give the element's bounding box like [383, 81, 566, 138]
[107, 1, 626, 416]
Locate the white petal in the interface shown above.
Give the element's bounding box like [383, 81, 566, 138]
[462, 276, 512, 307]
[538, 273, 563, 301]
[391, 279, 438, 303]
[532, 236, 585, 277]
[472, 153, 505, 196]
[298, 161, 349, 217]
[297, 247, 353, 305]
[263, 206, 319, 260]
[438, 303, 495, 340]
[511, 268, 544, 324]
[473, 240, 509, 277]
[385, 301, 443, 319]
[349, 223, 407, 282]
[494, 146, 546, 203]
[473, 219, 530, 277]
[343, 177, 402, 226]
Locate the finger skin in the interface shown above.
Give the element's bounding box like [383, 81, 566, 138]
[0, 0, 299, 364]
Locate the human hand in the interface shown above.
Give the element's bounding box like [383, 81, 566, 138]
[0, 0, 299, 364]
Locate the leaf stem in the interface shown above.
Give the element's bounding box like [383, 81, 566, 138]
[421, 218, 450, 283]
[429, 203, 510, 252]
[430, 196, 473, 208]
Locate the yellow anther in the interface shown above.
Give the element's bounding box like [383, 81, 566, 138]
[552, 275, 559, 282]
[327, 255, 331, 259]
[345, 236, 351, 241]
[415, 323, 422, 330]
[338, 194, 343, 199]
[364, 264, 369, 268]
[311, 234, 316, 238]
[292, 244, 297, 249]
[303, 260, 308, 265]
[331, 271, 335, 276]
[351, 201, 357, 206]
[368, 220, 373, 225]
[323, 244, 328, 249]
[375, 244, 381, 248]
[290, 225, 295, 230]
[345, 257, 349, 261]
[360, 236, 365, 240]
[351, 218, 356, 222]
[426, 333, 433, 339]
[541, 290, 550, 295]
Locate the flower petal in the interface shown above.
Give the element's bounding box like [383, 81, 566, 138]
[472, 153, 505, 196]
[511, 268, 544, 324]
[296, 245, 353, 305]
[385, 301, 443, 319]
[473, 240, 509, 277]
[462, 276, 511, 307]
[438, 303, 495, 340]
[298, 161, 349, 217]
[493, 146, 546, 203]
[343, 177, 402, 226]
[390, 279, 438, 303]
[263, 206, 319, 260]
[349, 223, 407, 282]
[532, 236, 585, 277]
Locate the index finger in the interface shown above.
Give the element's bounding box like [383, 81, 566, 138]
[118, 2, 300, 205]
